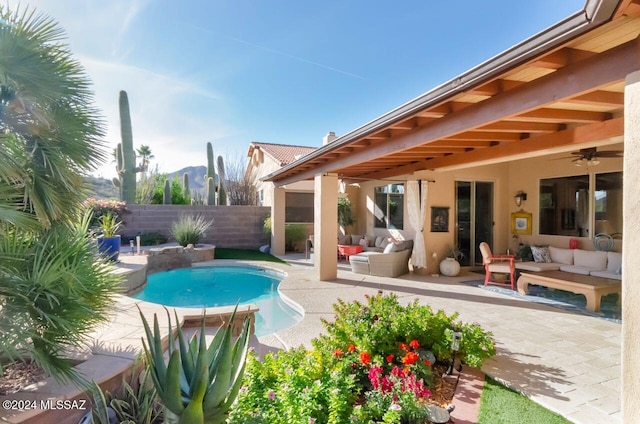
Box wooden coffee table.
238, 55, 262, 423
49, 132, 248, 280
517, 270, 621, 312
338, 244, 363, 262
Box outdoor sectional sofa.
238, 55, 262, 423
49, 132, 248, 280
515, 246, 622, 280
349, 239, 413, 278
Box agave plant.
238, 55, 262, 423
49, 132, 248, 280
139, 307, 251, 424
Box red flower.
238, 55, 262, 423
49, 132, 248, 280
402, 367, 411, 376
347, 344, 357, 353
409, 339, 420, 350
399, 343, 408, 351
402, 352, 419, 365
360, 351, 371, 365
333, 348, 344, 357
386, 354, 394, 363
424, 359, 431, 366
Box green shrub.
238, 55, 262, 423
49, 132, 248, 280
314, 293, 495, 368
263, 217, 307, 251
138, 232, 168, 246
170, 214, 212, 246
151, 174, 190, 205
338, 196, 355, 227
228, 348, 357, 424
84, 197, 127, 228
0, 212, 121, 382
229, 294, 496, 423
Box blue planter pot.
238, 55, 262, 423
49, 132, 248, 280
97, 235, 121, 262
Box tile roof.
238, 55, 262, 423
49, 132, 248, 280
250, 142, 317, 166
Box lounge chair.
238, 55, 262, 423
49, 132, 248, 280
479, 242, 516, 290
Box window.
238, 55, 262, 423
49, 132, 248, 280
285, 192, 314, 223
538, 172, 622, 237
374, 184, 404, 229
594, 172, 623, 236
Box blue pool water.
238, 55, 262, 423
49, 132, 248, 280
133, 266, 303, 336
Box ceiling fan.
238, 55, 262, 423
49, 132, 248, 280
568, 147, 623, 166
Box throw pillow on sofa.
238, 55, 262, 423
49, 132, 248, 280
383, 242, 395, 254
358, 238, 368, 248
351, 235, 363, 246
339, 235, 350, 245
549, 246, 573, 265
364, 235, 376, 247
531, 246, 552, 263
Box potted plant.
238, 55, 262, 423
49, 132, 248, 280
96, 213, 122, 261
439, 244, 464, 276
337, 197, 355, 230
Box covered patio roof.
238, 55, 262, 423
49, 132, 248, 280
265, 0, 638, 186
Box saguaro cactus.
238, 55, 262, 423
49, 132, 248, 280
114, 90, 142, 204
206, 176, 216, 206
182, 173, 190, 199
217, 155, 227, 206
163, 179, 172, 204
206, 142, 220, 205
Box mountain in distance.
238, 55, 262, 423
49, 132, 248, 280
85, 176, 119, 199
167, 165, 207, 191
85, 165, 208, 199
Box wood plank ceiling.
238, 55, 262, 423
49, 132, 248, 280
267, 1, 640, 186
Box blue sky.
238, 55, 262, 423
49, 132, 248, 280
23, 0, 585, 177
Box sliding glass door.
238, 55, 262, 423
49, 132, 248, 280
456, 181, 494, 266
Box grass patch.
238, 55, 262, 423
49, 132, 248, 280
214, 248, 289, 265
478, 377, 570, 423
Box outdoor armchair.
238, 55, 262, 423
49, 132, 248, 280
479, 242, 516, 290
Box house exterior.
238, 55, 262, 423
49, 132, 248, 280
262, 0, 640, 420
247, 141, 317, 208
246, 141, 318, 242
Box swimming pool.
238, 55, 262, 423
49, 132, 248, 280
132, 266, 303, 336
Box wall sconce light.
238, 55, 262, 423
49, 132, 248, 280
514, 191, 527, 207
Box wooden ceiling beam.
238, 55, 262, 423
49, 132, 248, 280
475, 121, 560, 133
445, 132, 522, 142
271, 38, 638, 185
568, 91, 624, 107
505, 108, 612, 123
467, 80, 502, 96
359, 117, 623, 180
415, 104, 451, 118
531, 48, 595, 70
390, 118, 417, 130
428, 140, 495, 148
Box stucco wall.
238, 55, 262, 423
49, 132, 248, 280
121, 205, 270, 249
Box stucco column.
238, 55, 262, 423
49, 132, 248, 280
314, 173, 338, 280
623, 70, 640, 422
270, 186, 286, 256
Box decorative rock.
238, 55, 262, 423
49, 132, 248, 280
259, 244, 270, 253
425, 404, 451, 424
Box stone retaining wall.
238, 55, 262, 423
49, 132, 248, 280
122, 205, 270, 249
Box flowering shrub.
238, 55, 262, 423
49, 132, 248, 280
229, 294, 496, 424
84, 197, 127, 227
313, 292, 495, 368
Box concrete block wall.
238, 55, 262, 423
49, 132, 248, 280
122, 205, 271, 249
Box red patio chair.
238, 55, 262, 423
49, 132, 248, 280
479, 242, 516, 290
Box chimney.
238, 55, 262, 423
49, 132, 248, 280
322, 131, 337, 146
